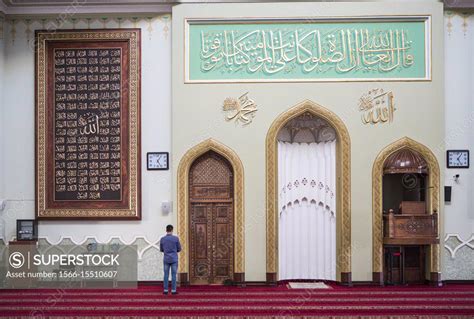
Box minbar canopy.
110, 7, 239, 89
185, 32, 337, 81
383, 148, 428, 174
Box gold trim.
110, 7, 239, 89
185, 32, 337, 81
265, 100, 351, 279
177, 138, 245, 275
372, 137, 440, 274
35, 30, 140, 219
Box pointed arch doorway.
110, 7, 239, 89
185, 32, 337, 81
177, 139, 245, 285
266, 100, 352, 284
372, 137, 441, 286
188, 151, 234, 284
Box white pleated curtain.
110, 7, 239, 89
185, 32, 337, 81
278, 141, 336, 281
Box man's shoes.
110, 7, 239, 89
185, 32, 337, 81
172, 291, 178, 295
163, 291, 168, 295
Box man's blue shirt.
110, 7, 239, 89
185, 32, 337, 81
160, 234, 181, 264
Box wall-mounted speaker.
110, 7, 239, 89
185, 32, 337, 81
445, 186, 452, 203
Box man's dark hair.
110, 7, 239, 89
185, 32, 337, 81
166, 225, 173, 232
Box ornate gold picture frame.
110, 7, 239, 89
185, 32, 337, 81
35, 29, 141, 220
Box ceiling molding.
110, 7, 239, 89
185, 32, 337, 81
0, 1, 7, 15
0, 0, 320, 15
444, 0, 474, 11
4, 0, 171, 4
3, 0, 309, 4
4, 5, 173, 15
1, 0, 176, 14
1, 1, 465, 16
4, 12, 170, 18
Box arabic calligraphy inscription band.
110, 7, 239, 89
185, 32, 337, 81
186, 17, 430, 82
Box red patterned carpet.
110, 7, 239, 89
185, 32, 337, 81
0, 284, 473, 318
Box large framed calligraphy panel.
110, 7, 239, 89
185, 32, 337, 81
186, 17, 430, 82
35, 29, 141, 219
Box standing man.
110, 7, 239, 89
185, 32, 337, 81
160, 224, 181, 295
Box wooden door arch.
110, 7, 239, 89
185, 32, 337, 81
177, 139, 245, 285
188, 151, 234, 284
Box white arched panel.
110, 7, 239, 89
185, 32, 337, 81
278, 141, 336, 280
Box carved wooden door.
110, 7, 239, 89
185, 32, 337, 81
189, 151, 234, 285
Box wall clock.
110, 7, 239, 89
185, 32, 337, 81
147, 152, 169, 170
447, 150, 469, 168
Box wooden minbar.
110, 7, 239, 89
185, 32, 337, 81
381, 148, 438, 285
383, 203, 438, 245
382, 201, 438, 285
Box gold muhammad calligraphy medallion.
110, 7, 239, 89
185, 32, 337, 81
222, 92, 258, 126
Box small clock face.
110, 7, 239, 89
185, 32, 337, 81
447, 150, 469, 168
147, 152, 169, 170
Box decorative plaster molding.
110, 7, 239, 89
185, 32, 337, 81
3, 15, 171, 43
445, 11, 473, 36
444, 233, 474, 258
